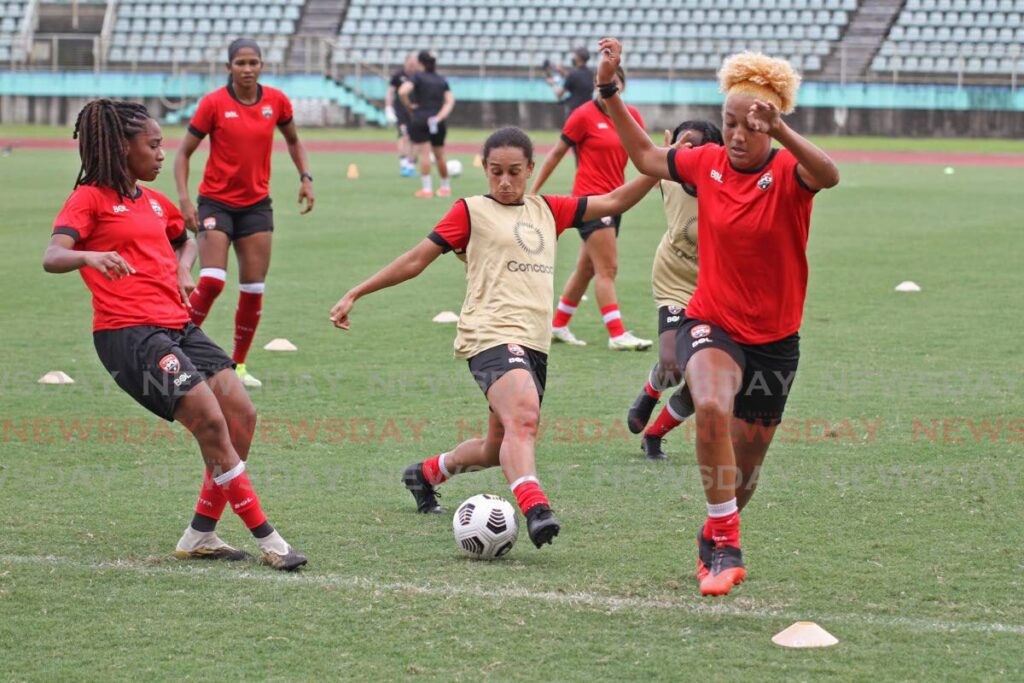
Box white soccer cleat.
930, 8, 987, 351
235, 363, 262, 388
174, 527, 251, 562
608, 331, 653, 351
551, 326, 587, 346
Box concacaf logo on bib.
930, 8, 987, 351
512, 221, 545, 256
507, 344, 526, 357
159, 353, 181, 374
149, 198, 163, 217
690, 324, 711, 339
261, 105, 273, 119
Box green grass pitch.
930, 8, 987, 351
0, 126, 1022, 681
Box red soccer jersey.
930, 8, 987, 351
668, 145, 817, 344
52, 184, 190, 332
428, 195, 585, 252
188, 84, 294, 207
561, 100, 645, 197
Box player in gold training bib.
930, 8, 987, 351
626, 121, 723, 460
329, 127, 658, 549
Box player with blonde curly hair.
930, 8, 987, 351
595, 38, 839, 596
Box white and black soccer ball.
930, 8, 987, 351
452, 494, 518, 560
446, 159, 463, 177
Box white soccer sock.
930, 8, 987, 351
199, 267, 227, 282
421, 175, 433, 192
239, 282, 265, 294
706, 497, 738, 518
213, 461, 245, 486
441, 177, 451, 189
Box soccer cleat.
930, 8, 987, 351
699, 545, 746, 596
608, 331, 653, 351
235, 363, 262, 388
259, 545, 308, 571
627, 389, 659, 433
174, 529, 252, 562
400, 166, 416, 177
551, 326, 587, 346
525, 504, 560, 548
641, 434, 667, 461
696, 526, 714, 582
436, 187, 452, 197
414, 189, 434, 198
402, 463, 444, 514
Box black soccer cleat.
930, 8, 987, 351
525, 504, 560, 548
700, 544, 746, 596
641, 434, 667, 461
627, 390, 659, 434
696, 525, 714, 581
402, 462, 445, 514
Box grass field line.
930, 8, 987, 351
4, 554, 1022, 636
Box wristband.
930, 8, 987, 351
300, 172, 313, 182
597, 82, 619, 99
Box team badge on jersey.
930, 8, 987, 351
149, 198, 163, 217
261, 105, 273, 119
203, 216, 217, 230
668, 305, 683, 315
691, 324, 711, 339
757, 170, 774, 191
159, 353, 181, 374
507, 344, 526, 357
512, 221, 545, 255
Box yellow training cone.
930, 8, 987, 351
347, 163, 359, 179
771, 621, 839, 648
472, 154, 482, 168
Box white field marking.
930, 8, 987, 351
3, 554, 1023, 636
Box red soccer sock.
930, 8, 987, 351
644, 381, 661, 400
646, 405, 683, 438
233, 287, 263, 364
511, 478, 549, 515
421, 453, 450, 486
194, 468, 228, 520
217, 467, 267, 530
706, 509, 741, 549
189, 271, 226, 326
601, 304, 626, 338
552, 297, 578, 328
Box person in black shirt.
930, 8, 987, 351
547, 47, 595, 120
385, 52, 418, 177
399, 50, 456, 198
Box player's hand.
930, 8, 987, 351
177, 266, 195, 309
84, 251, 135, 280
329, 293, 355, 330
597, 38, 623, 83
747, 99, 782, 136
180, 198, 199, 232
384, 106, 397, 124
298, 180, 315, 214
669, 129, 697, 149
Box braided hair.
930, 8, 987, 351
671, 119, 724, 147
72, 99, 151, 199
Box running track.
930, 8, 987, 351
3, 137, 1023, 166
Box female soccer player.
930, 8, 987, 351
530, 66, 652, 351
399, 50, 456, 198
44, 99, 306, 570
598, 38, 839, 595
329, 127, 658, 548
626, 120, 723, 461
175, 37, 315, 388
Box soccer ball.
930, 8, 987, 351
452, 494, 518, 560
446, 159, 463, 177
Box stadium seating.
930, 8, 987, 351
335, 0, 860, 73
872, 0, 1024, 75
107, 0, 303, 65
0, 1, 30, 64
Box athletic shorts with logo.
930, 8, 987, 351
197, 195, 273, 239
468, 343, 548, 405
93, 323, 235, 421
676, 318, 800, 426
577, 213, 621, 241
658, 304, 688, 335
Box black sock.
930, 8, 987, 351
250, 521, 275, 539
190, 513, 218, 533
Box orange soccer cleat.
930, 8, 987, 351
699, 545, 746, 596
414, 189, 434, 199
696, 526, 714, 582
436, 187, 452, 197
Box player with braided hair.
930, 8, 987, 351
44, 99, 306, 571
597, 39, 839, 596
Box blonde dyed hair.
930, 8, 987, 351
718, 52, 801, 114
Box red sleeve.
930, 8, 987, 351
561, 106, 585, 147
542, 195, 587, 236
427, 200, 471, 253
52, 187, 96, 243
668, 145, 706, 187
156, 193, 186, 244
277, 90, 294, 126
187, 92, 216, 138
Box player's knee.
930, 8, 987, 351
693, 393, 732, 425
506, 405, 540, 440
596, 259, 618, 280
188, 409, 231, 446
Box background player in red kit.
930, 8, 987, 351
329, 127, 658, 549
598, 39, 839, 596
175, 37, 315, 388
530, 65, 652, 351
43, 99, 306, 570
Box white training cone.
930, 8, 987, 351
894, 280, 922, 292
263, 338, 298, 351
771, 621, 839, 648
38, 370, 75, 384
432, 311, 459, 323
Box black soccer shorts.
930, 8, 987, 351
197, 195, 274, 240
468, 343, 548, 405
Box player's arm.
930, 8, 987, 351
43, 233, 135, 278
278, 120, 315, 214
747, 101, 839, 190
398, 81, 415, 110
384, 84, 398, 123
174, 131, 204, 231
595, 38, 673, 179
173, 234, 198, 306
329, 239, 444, 330
581, 174, 659, 221
436, 90, 455, 122
529, 137, 571, 195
